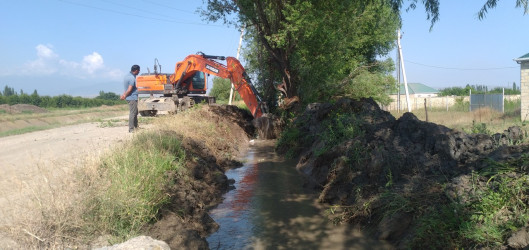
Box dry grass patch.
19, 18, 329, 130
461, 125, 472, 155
1, 157, 103, 249
153, 105, 250, 161
391, 107, 524, 135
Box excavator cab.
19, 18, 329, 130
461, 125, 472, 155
186, 71, 206, 94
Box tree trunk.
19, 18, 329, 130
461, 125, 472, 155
244, 0, 298, 99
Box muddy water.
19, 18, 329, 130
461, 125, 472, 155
207, 140, 393, 250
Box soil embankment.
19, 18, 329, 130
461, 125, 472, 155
277, 98, 528, 248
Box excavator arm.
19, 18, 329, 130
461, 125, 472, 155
169, 53, 267, 118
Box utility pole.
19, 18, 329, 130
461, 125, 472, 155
229, 28, 244, 105
397, 30, 411, 112
396, 37, 401, 113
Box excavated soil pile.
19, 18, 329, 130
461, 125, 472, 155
277, 98, 528, 248
142, 105, 254, 249
0, 104, 48, 114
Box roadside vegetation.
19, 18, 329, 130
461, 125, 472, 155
5, 104, 251, 248
0, 85, 122, 108
84, 131, 187, 241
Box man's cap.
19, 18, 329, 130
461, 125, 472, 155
131, 65, 140, 71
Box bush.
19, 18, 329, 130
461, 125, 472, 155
209, 77, 241, 102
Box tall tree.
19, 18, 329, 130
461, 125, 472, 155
202, 0, 400, 104
209, 77, 239, 101
3, 86, 16, 96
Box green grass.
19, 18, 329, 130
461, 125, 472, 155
0, 124, 60, 137
276, 107, 364, 158
0, 105, 127, 122
411, 203, 464, 249
316, 112, 363, 156
461, 174, 529, 247
275, 126, 302, 158
98, 119, 122, 128
411, 158, 529, 248
84, 130, 186, 241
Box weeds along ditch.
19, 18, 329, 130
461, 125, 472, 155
84, 131, 187, 239
276, 98, 529, 249
7, 104, 253, 248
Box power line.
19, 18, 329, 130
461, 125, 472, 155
98, 0, 175, 20
142, 0, 195, 14
58, 0, 223, 27
405, 59, 517, 71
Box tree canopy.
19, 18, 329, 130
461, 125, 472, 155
201, 0, 527, 107
202, 0, 400, 106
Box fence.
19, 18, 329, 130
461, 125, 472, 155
381, 94, 520, 112
470, 94, 504, 112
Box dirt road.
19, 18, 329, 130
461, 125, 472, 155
0, 116, 133, 247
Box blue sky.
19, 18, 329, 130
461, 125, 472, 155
0, 0, 241, 96
395, 1, 528, 90
0, 1, 527, 97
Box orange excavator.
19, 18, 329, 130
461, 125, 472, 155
136, 52, 268, 118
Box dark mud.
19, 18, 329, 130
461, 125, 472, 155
278, 98, 527, 248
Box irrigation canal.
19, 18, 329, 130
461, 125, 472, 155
206, 140, 393, 249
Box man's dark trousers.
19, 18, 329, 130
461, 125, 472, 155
127, 100, 138, 132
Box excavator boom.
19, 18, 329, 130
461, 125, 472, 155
137, 52, 267, 118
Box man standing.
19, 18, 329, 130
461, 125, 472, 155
121, 65, 140, 133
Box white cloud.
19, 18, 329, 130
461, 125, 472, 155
82, 52, 104, 74
20, 44, 122, 80
24, 44, 59, 75
36, 44, 58, 59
